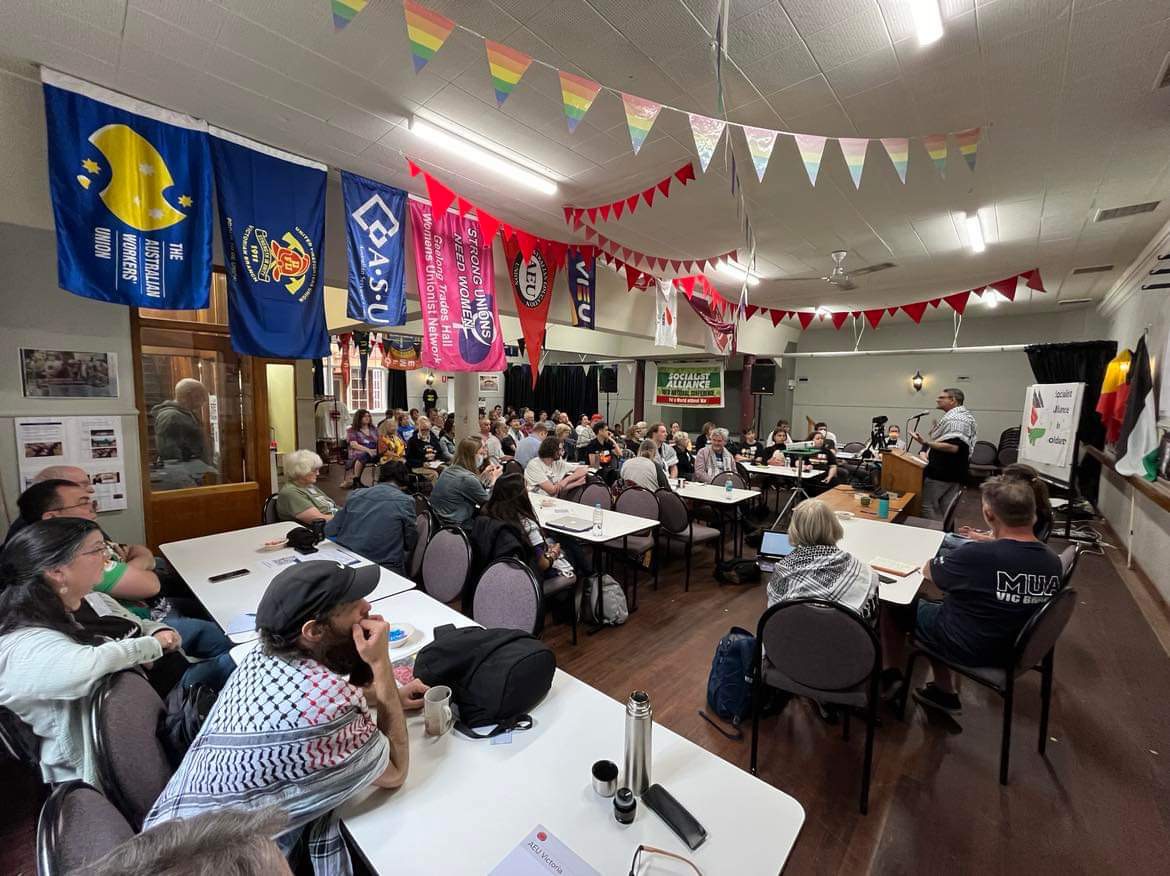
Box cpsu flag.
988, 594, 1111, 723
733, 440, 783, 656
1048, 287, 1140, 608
408, 199, 505, 372
566, 248, 595, 329
341, 171, 406, 326
210, 129, 329, 359
504, 235, 560, 387
42, 68, 212, 309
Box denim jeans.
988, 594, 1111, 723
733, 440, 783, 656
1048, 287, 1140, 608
165, 614, 236, 690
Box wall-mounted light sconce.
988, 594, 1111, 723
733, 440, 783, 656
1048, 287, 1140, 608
912, 369, 924, 392
426, 371, 436, 386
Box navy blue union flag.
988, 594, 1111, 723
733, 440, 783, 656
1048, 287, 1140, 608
342, 171, 406, 327
210, 129, 329, 359
42, 68, 212, 309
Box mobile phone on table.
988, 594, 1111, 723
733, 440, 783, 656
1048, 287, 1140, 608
208, 568, 249, 583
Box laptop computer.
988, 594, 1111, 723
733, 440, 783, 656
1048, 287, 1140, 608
756, 530, 794, 574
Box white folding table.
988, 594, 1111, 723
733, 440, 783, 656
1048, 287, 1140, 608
674, 480, 760, 557
340, 591, 805, 875
838, 516, 946, 604
161, 522, 416, 643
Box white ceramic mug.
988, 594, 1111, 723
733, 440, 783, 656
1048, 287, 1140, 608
423, 685, 454, 737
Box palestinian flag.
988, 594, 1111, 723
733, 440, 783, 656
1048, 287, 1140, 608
1115, 335, 1158, 480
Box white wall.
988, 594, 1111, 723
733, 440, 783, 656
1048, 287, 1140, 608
1095, 218, 1170, 603
0, 222, 145, 543
788, 308, 1094, 445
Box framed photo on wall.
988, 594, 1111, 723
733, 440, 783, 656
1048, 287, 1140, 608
1157, 430, 1170, 482
21, 348, 118, 398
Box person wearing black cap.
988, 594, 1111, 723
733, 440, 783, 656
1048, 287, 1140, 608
145, 561, 427, 873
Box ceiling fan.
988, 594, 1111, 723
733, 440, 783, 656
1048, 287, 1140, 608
774, 250, 895, 291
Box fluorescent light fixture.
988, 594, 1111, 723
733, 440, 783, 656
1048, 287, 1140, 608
715, 258, 760, 286
408, 117, 559, 196
911, 0, 944, 47
965, 212, 986, 253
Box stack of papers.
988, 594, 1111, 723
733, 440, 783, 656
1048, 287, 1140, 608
869, 556, 918, 577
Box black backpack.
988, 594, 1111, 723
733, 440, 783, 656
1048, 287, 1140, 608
699, 626, 756, 740
413, 625, 555, 738
713, 558, 762, 585
159, 682, 217, 768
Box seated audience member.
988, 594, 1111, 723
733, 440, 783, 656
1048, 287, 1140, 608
764, 428, 791, 465
669, 421, 681, 437
431, 437, 500, 525
904, 477, 1062, 716
585, 421, 622, 482
77, 806, 291, 876
494, 419, 517, 458
621, 440, 670, 492
673, 431, 694, 480
5, 464, 96, 544
627, 421, 648, 446
508, 417, 525, 445
343, 409, 379, 489
408, 407, 420, 425
480, 418, 503, 465
276, 450, 338, 524
525, 436, 587, 497
481, 474, 581, 583
521, 409, 536, 435
575, 415, 595, 447
406, 415, 443, 480
650, 423, 678, 477
396, 410, 416, 442
767, 499, 878, 621
325, 462, 417, 574
694, 428, 736, 482
814, 421, 838, 443
735, 427, 765, 463
437, 414, 457, 462
377, 416, 406, 464
886, 424, 906, 450
555, 423, 576, 459
514, 420, 550, 468
0, 520, 227, 787
145, 562, 426, 873
806, 432, 839, 493
693, 421, 716, 451
948, 463, 1055, 544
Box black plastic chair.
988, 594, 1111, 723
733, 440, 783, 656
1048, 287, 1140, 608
899, 588, 1078, 784
260, 493, 280, 524
967, 440, 1000, 480
0, 705, 40, 769
904, 485, 963, 533
408, 510, 433, 582
750, 599, 881, 814
37, 780, 134, 876
503, 460, 523, 478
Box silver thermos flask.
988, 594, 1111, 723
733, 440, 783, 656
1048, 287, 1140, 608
623, 690, 652, 796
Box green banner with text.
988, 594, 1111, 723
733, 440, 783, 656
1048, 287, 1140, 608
654, 363, 724, 408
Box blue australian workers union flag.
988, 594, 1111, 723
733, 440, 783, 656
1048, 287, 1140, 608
210, 129, 329, 359
42, 68, 212, 309
341, 171, 406, 327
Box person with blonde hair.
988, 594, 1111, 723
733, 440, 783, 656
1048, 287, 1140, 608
430, 436, 501, 525
276, 450, 338, 524
377, 417, 406, 464
766, 499, 878, 622
620, 439, 669, 492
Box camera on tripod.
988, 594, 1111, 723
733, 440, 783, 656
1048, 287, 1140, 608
867, 415, 889, 454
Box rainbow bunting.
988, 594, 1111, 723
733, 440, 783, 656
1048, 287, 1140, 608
837, 137, 868, 189
955, 126, 981, 172
793, 133, 827, 186
923, 133, 949, 178
621, 93, 662, 155
558, 70, 601, 133
403, 0, 455, 73
742, 125, 778, 182
485, 40, 533, 106
331, 0, 367, 30
687, 113, 726, 173
880, 137, 909, 183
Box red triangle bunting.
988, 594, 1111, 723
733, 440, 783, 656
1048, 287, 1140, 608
621, 247, 633, 261
863, 308, 884, 329
626, 194, 640, 214
456, 197, 473, 217
797, 311, 814, 330
831, 311, 849, 330
851, 311, 861, 318
943, 291, 970, 314
1022, 268, 1045, 292
423, 172, 456, 217
583, 226, 596, 240
676, 163, 696, 184
990, 276, 1018, 301
744, 305, 759, 320
613, 200, 625, 219
670, 259, 682, 272
546, 240, 568, 270
587, 207, 599, 223
624, 264, 640, 291
678, 276, 696, 299
407, 159, 422, 177
684, 260, 694, 272
642, 186, 656, 208
562, 206, 573, 224
769, 309, 784, 327
901, 301, 928, 323
929, 298, 941, 308
887, 306, 898, 316
599, 204, 611, 221
515, 229, 538, 263
657, 177, 671, 197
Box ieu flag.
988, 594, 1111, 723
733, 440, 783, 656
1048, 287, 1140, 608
210, 128, 329, 359
566, 248, 595, 330
42, 68, 212, 309
341, 171, 406, 326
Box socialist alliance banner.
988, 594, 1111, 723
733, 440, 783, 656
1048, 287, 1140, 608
342, 171, 406, 326
504, 236, 560, 386
654, 363, 725, 408
566, 248, 595, 329
211, 129, 329, 359
42, 68, 212, 309
407, 199, 505, 372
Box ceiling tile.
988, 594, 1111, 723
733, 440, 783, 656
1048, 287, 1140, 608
823, 44, 900, 97
737, 40, 820, 95
782, 0, 875, 35
729, 3, 801, 63
804, 5, 892, 70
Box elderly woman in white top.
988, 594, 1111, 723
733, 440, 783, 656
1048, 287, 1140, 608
0, 518, 177, 786
766, 499, 878, 622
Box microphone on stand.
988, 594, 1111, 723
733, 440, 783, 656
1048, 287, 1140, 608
906, 410, 932, 452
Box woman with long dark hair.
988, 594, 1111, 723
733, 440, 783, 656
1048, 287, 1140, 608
343, 408, 378, 489
481, 474, 575, 580
0, 519, 182, 786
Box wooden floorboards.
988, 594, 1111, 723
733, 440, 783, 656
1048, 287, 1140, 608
4, 484, 1169, 875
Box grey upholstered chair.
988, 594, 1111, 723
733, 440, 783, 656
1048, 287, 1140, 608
421, 525, 472, 604
608, 486, 660, 604
37, 780, 135, 876
409, 510, 432, 582
576, 482, 612, 511
751, 599, 881, 814
900, 588, 1078, 785
654, 488, 721, 589
91, 671, 174, 829
473, 558, 544, 635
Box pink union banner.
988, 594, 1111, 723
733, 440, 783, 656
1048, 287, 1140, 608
408, 199, 505, 372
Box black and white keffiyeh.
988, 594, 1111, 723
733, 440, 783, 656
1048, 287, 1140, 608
930, 404, 977, 447
768, 545, 879, 622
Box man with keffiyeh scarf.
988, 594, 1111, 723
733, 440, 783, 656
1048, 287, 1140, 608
911, 387, 977, 520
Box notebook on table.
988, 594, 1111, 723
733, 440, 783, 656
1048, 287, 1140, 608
869, 556, 918, 577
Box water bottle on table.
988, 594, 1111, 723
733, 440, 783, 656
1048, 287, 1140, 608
724, 477, 734, 498
592, 502, 603, 536
623, 690, 652, 796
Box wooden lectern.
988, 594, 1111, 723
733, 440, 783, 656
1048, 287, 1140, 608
881, 449, 926, 516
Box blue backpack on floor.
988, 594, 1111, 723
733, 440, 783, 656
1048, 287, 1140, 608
700, 627, 756, 740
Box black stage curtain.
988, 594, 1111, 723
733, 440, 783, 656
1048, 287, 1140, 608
388, 369, 407, 411
1024, 339, 1117, 503
504, 365, 599, 422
